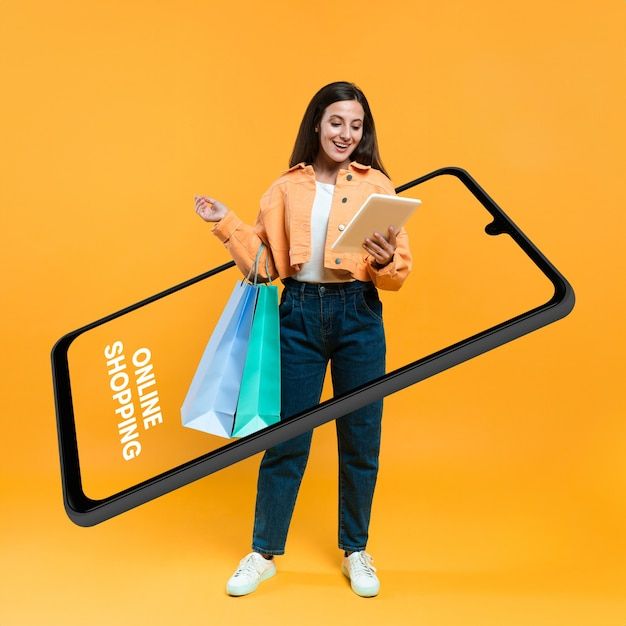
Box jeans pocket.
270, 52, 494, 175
357, 289, 383, 324
279, 290, 294, 319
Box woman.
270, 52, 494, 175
195, 81, 412, 597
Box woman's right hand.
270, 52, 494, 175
194, 195, 230, 222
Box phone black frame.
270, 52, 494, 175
51, 167, 575, 526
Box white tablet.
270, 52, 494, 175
330, 193, 421, 252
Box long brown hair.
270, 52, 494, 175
289, 81, 391, 179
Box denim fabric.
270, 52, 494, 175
251, 276, 386, 555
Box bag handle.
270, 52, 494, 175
245, 242, 273, 286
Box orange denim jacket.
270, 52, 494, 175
210, 160, 412, 291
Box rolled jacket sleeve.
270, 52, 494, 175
363, 178, 413, 291
210, 189, 279, 283
365, 227, 412, 291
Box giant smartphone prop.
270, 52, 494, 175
52, 167, 575, 526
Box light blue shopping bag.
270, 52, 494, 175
180, 281, 257, 437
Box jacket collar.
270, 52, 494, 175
282, 160, 371, 175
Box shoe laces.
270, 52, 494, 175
233, 553, 264, 579
350, 551, 377, 578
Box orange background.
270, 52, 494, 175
1, 1, 624, 625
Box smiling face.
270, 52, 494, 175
315, 99, 365, 170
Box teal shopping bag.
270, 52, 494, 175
231, 257, 281, 438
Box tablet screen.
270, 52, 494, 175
331, 194, 421, 252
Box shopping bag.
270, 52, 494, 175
231, 279, 281, 438
180, 280, 258, 437
180, 243, 272, 438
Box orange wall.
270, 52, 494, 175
1, 1, 624, 625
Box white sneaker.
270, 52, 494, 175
341, 550, 380, 597
226, 552, 276, 596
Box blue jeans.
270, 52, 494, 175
251, 276, 386, 555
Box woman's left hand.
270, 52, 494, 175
362, 225, 399, 268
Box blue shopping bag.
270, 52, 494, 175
180, 281, 257, 437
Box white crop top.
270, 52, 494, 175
293, 181, 356, 284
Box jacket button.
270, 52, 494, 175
346, 174, 353, 181
341, 197, 348, 203
335, 258, 341, 264
338, 224, 345, 231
